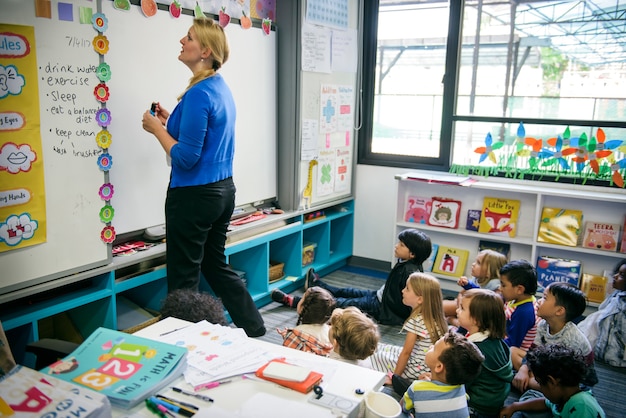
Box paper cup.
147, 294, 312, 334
364, 391, 402, 418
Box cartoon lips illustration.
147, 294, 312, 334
7, 152, 27, 165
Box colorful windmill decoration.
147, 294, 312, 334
611, 158, 626, 187
474, 132, 504, 164
539, 135, 576, 171
587, 128, 622, 175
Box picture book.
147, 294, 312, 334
621, 215, 626, 254
423, 243, 439, 272
428, 197, 462, 229
580, 273, 609, 303
581, 221, 620, 252
40, 327, 187, 409
536, 207, 583, 247
0, 365, 110, 417
404, 196, 432, 224
256, 358, 323, 394
478, 239, 511, 258
535, 256, 582, 289
466, 209, 481, 231
432, 245, 469, 278
478, 197, 520, 238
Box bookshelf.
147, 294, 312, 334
394, 173, 626, 301
1, 200, 354, 368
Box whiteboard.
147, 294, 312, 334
0, 0, 277, 299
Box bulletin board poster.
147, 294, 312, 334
0, 24, 47, 253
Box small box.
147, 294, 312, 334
302, 242, 317, 266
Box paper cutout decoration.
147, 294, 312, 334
141, 0, 158, 17
99, 205, 115, 223
95, 130, 112, 149
240, 11, 252, 29
92, 35, 109, 55
170, 0, 181, 18
92, 13, 108, 32
79, 7, 94, 24
262, 18, 271, 35
95, 108, 111, 127
99, 183, 114, 201
97, 153, 113, 171
101, 225, 116, 243
194, 1, 206, 18
113, 0, 131, 11
96, 63, 111, 82
219, 7, 231, 28
94, 83, 110, 103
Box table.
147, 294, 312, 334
117, 317, 386, 418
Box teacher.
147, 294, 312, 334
142, 17, 265, 337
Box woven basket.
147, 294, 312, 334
269, 261, 285, 283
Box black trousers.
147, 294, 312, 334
165, 177, 264, 334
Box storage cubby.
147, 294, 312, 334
395, 173, 626, 301
0, 201, 354, 364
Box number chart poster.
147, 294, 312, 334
0, 24, 46, 252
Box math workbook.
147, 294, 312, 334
40, 327, 187, 409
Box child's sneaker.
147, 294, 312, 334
271, 289, 294, 307
305, 268, 319, 290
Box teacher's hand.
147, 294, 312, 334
142, 110, 163, 135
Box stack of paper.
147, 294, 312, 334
158, 321, 271, 387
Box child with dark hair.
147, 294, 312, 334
499, 344, 606, 418
277, 286, 336, 356
401, 329, 484, 417
513, 282, 597, 393
328, 306, 379, 366
272, 229, 432, 326
499, 259, 540, 370
160, 288, 227, 325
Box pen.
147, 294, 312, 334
173, 387, 214, 403
156, 394, 199, 411
159, 326, 190, 337
149, 396, 195, 417
193, 379, 232, 392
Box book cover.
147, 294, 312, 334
423, 243, 439, 272
428, 197, 462, 229
478, 239, 511, 258
404, 196, 432, 224
580, 273, 608, 303
256, 358, 323, 394
535, 256, 582, 289
621, 215, 626, 254
537, 207, 583, 247
581, 221, 620, 252
466, 209, 481, 231
478, 197, 520, 238
432, 246, 469, 278
40, 327, 187, 409
0, 365, 110, 417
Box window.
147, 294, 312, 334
359, 0, 626, 186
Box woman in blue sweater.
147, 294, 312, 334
142, 17, 264, 337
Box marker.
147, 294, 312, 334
148, 396, 195, 417
193, 379, 232, 392
156, 394, 199, 411
150, 102, 158, 116
172, 387, 214, 403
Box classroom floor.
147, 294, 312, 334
255, 265, 626, 417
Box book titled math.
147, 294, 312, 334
40, 327, 187, 409
478, 197, 520, 238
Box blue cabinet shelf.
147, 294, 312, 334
1, 200, 354, 367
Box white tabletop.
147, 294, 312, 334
117, 317, 386, 418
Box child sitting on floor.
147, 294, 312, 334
328, 306, 379, 367
277, 286, 336, 356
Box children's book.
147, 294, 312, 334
40, 327, 187, 409
620, 215, 626, 254
404, 196, 432, 224
432, 245, 469, 278
466, 209, 481, 231
256, 358, 323, 394
579, 273, 608, 303
535, 256, 582, 289
423, 243, 439, 272
536, 207, 583, 247
0, 365, 111, 417
478, 197, 520, 238
478, 239, 511, 258
581, 221, 620, 252
427, 197, 462, 229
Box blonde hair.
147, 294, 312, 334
406, 272, 447, 341
475, 249, 508, 287
179, 18, 230, 100
330, 307, 379, 360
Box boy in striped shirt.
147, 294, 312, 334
401, 330, 484, 417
